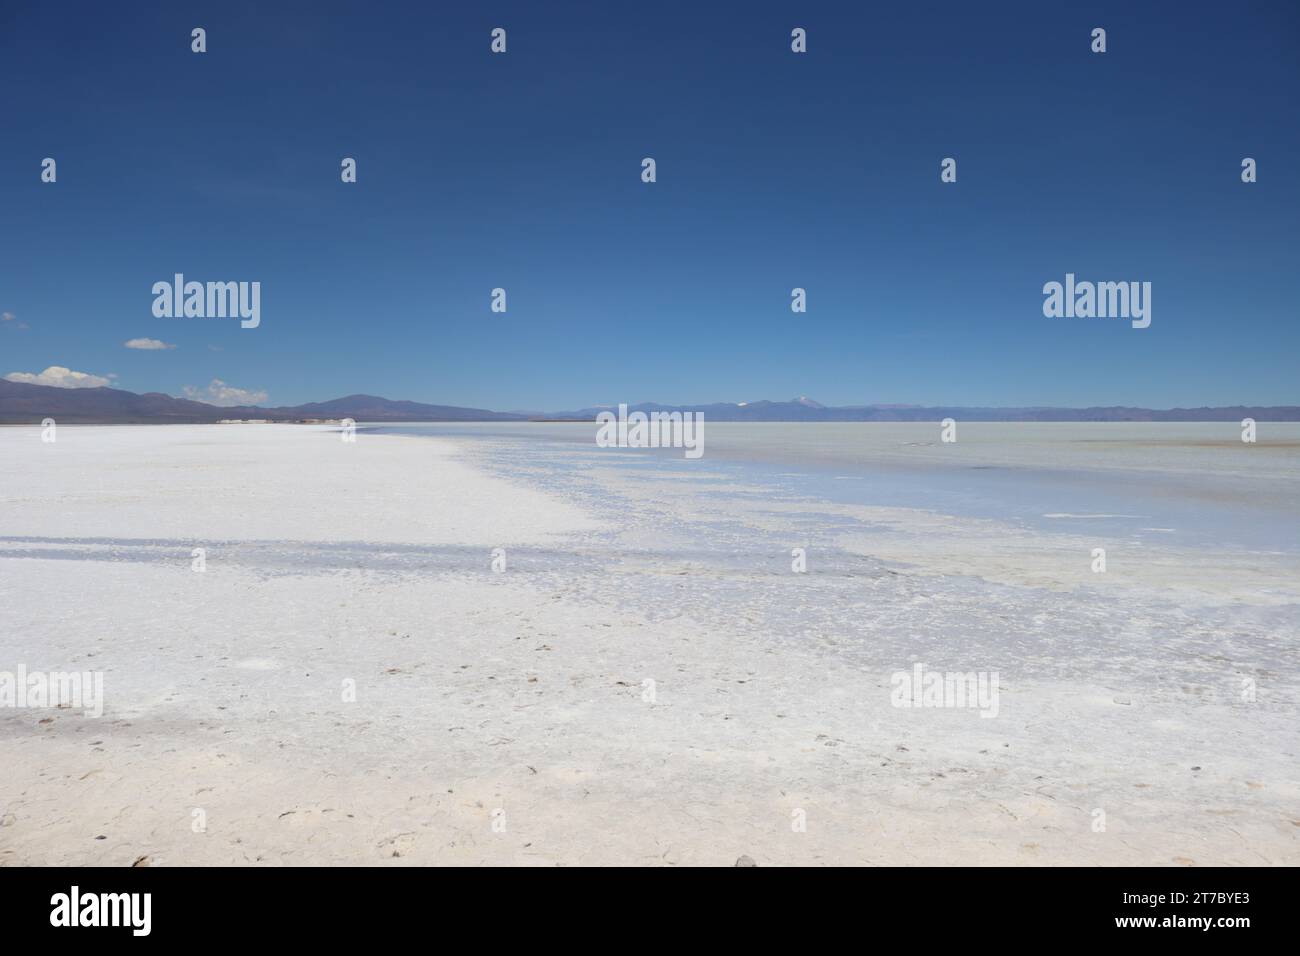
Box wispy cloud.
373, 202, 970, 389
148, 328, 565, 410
181, 378, 268, 407
4, 366, 113, 389
124, 337, 177, 350
1, 311, 29, 330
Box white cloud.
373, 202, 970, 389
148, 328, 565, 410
1, 312, 28, 330
124, 337, 177, 350
182, 378, 268, 407
4, 366, 114, 389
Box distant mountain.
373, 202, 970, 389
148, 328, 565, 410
1, 380, 1296, 424
0, 381, 525, 424
542, 398, 1300, 422
260, 394, 524, 423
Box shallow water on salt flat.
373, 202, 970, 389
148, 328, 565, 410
372, 421, 1300, 553
354, 424, 1300, 701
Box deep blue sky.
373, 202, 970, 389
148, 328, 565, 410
2, 1, 1297, 409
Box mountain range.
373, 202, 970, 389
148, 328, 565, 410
1, 379, 1296, 424
0, 380, 520, 424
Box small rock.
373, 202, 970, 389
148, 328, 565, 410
734, 855, 757, 867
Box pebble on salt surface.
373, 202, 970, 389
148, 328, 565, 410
734, 855, 757, 867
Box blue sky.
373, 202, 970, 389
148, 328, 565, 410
2, 0, 1297, 409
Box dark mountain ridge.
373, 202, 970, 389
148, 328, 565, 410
1, 380, 1296, 424
0, 380, 524, 424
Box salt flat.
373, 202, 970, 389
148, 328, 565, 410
1, 424, 1297, 865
